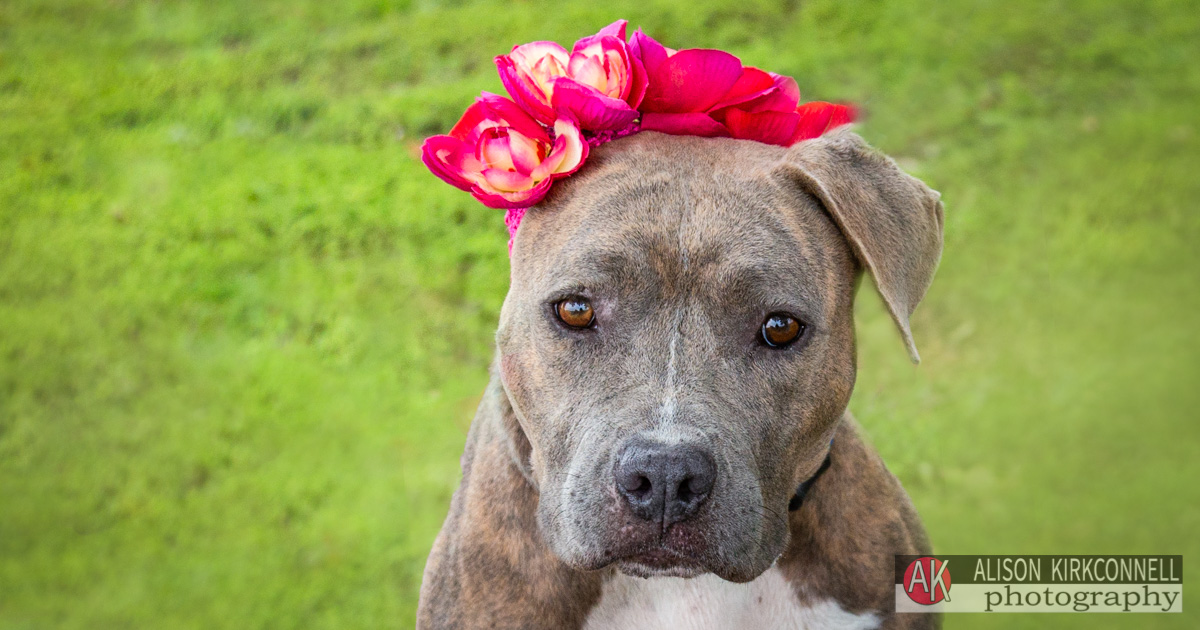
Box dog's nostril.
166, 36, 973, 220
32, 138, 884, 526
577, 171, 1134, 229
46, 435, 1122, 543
676, 479, 695, 503
617, 470, 654, 498
677, 473, 713, 504
686, 468, 715, 497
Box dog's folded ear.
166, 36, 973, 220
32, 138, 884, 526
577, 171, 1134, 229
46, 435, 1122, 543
774, 129, 944, 363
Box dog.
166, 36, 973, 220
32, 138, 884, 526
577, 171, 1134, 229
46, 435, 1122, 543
417, 128, 943, 629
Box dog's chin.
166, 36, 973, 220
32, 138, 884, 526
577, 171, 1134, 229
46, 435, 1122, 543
614, 547, 708, 579
558, 542, 776, 583
617, 561, 708, 579
611, 554, 775, 583
611, 547, 776, 583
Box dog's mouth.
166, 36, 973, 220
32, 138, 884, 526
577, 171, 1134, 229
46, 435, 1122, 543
579, 490, 756, 580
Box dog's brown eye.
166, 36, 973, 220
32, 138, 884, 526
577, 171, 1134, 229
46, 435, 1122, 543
556, 298, 595, 328
761, 313, 804, 348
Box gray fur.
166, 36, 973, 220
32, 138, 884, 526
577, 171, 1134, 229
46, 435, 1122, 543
496, 129, 939, 580
419, 129, 943, 628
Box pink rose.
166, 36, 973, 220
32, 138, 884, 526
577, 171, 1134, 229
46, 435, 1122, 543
496, 20, 647, 132
421, 93, 587, 209
633, 29, 855, 146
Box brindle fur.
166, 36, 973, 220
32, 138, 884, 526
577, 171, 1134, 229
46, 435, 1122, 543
418, 130, 944, 629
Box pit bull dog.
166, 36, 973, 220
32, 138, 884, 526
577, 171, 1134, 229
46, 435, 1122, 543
417, 128, 944, 629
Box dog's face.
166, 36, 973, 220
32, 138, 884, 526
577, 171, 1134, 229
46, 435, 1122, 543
496, 130, 942, 582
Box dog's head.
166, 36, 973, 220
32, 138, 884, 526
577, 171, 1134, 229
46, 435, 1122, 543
495, 129, 942, 582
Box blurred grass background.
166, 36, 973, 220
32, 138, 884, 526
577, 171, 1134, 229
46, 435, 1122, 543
1, 0, 1197, 628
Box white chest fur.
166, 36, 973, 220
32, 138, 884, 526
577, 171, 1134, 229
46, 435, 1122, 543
583, 567, 880, 630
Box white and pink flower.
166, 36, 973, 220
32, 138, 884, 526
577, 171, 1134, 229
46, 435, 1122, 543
495, 20, 646, 132
421, 93, 587, 208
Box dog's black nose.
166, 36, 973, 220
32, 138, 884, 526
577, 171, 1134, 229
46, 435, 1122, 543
615, 439, 716, 526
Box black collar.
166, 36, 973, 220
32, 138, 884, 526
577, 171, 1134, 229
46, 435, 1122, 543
788, 447, 833, 512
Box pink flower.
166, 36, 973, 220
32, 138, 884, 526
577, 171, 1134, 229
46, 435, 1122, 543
421, 93, 588, 209
633, 29, 855, 146
709, 67, 800, 117
633, 30, 742, 120
496, 20, 647, 132
784, 100, 858, 143
720, 98, 857, 146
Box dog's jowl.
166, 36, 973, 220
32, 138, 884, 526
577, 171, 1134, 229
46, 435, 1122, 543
417, 130, 944, 630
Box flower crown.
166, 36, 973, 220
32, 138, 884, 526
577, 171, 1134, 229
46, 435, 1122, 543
421, 20, 855, 243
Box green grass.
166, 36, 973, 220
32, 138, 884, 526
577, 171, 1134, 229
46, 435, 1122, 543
1, 0, 1197, 628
